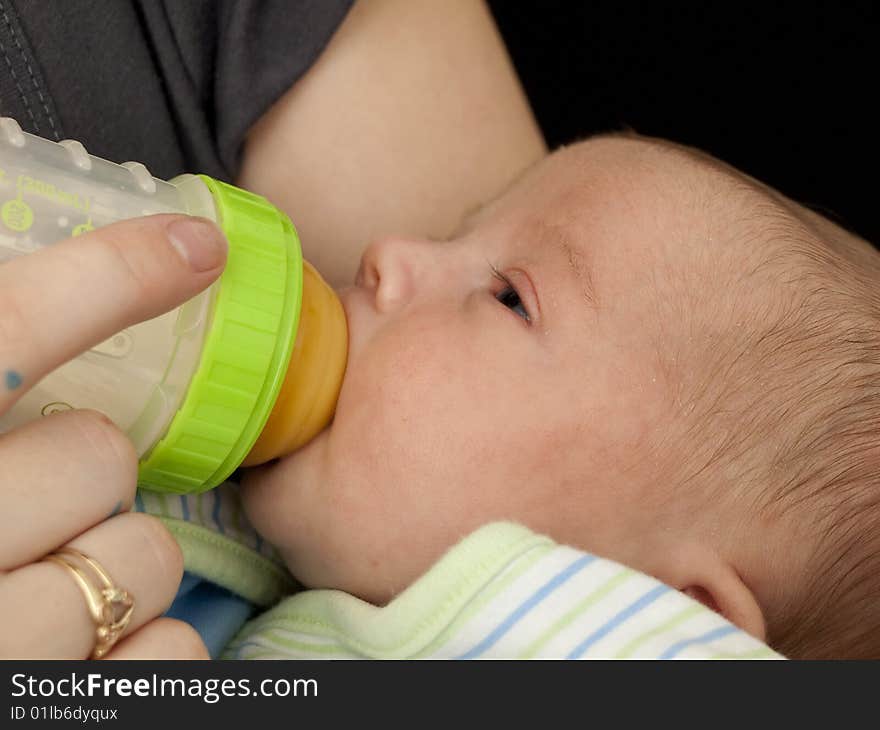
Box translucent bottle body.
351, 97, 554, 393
0, 118, 216, 457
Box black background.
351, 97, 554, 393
487, 2, 878, 246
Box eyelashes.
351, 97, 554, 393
489, 263, 531, 323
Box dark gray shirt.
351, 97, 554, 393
1, 0, 353, 182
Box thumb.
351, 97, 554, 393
0, 214, 226, 412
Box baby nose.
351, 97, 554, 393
357, 235, 436, 313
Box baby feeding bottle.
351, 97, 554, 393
0, 117, 347, 494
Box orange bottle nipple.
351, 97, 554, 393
241, 260, 348, 466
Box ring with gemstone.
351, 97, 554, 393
44, 547, 134, 659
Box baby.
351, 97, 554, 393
227, 133, 880, 660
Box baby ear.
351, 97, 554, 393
666, 545, 766, 641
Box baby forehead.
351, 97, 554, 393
535, 137, 808, 251
460, 134, 729, 243
515, 140, 705, 253
515, 139, 830, 305
545, 136, 724, 210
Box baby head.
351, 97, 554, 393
242, 134, 880, 659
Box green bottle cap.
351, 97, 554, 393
137, 176, 303, 493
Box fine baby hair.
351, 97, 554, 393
609, 135, 880, 658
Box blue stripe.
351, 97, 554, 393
135, 492, 145, 513
179, 495, 190, 522
456, 554, 595, 659
659, 624, 739, 659
212, 490, 225, 534
567, 584, 670, 658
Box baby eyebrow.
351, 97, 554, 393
554, 231, 597, 308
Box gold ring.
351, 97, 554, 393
44, 547, 134, 659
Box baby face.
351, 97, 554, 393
241, 136, 723, 603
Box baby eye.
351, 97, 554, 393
489, 263, 533, 323
496, 285, 530, 322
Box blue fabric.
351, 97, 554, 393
456, 554, 596, 659
165, 572, 256, 658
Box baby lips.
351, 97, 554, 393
0, 117, 347, 493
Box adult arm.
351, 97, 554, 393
236, 0, 547, 288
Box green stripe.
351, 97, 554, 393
234, 644, 356, 660
710, 646, 780, 659
234, 649, 280, 660
519, 567, 634, 658
615, 604, 704, 658
260, 628, 346, 656
225, 623, 352, 658
414, 544, 551, 658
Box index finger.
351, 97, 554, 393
0, 214, 226, 414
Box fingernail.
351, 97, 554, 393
167, 217, 227, 272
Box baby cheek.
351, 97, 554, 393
341, 320, 484, 438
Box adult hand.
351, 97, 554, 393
0, 214, 226, 658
